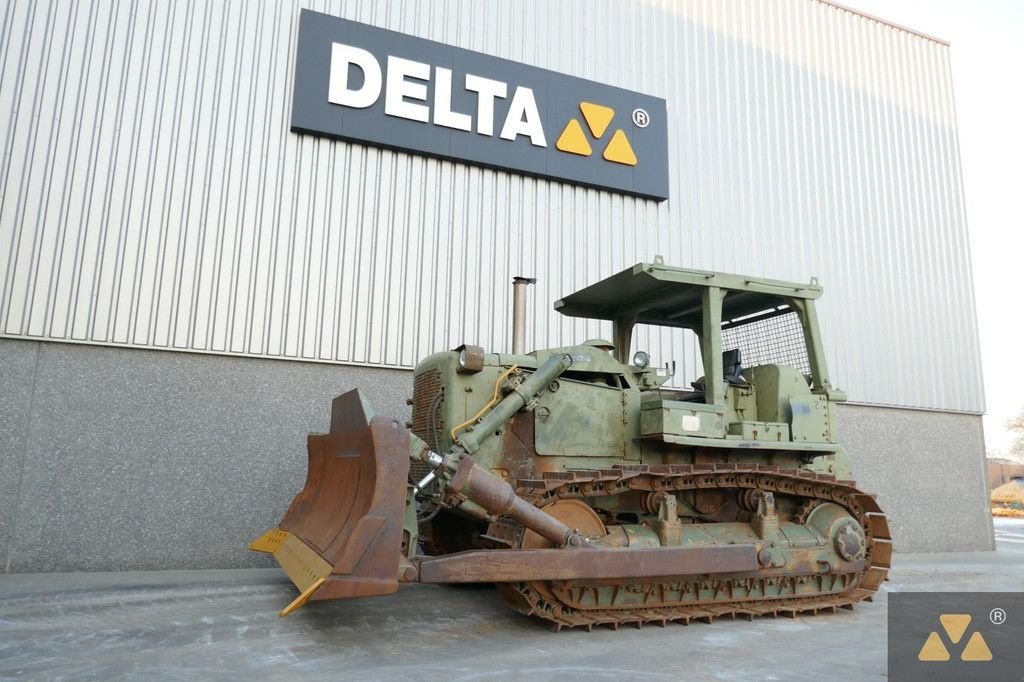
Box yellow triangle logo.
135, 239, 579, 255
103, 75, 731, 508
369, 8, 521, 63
555, 119, 592, 156
917, 631, 950, 661
939, 614, 971, 644
602, 129, 637, 166
961, 632, 993, 661
579, 102, 614, 138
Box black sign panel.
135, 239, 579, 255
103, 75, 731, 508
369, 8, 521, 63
291, 10, 670, 201
888, 592, 1024, 681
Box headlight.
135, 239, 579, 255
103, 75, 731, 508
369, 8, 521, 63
632, 350, 650, 369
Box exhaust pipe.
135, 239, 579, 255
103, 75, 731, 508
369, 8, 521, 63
511, 276, 536, 354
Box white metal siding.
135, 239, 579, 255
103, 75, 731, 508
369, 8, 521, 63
0, 0, 984, 412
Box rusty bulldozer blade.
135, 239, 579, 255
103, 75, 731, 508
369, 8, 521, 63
250, 389, 410, 616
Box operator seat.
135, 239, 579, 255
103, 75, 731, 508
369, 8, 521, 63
691, 348, 746, 392
722, 348, 745, 384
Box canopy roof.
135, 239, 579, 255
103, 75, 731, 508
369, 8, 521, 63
554, 262, 822, 330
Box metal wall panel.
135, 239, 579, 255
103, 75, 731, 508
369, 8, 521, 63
0, 0, 984, 412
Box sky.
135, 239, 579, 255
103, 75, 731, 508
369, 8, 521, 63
839, 0, 1024, 457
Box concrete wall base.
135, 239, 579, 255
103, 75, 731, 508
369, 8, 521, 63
0, 339, 993, 572
837, 403, 993, 553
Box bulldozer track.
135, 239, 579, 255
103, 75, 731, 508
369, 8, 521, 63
497, 463, 891, 631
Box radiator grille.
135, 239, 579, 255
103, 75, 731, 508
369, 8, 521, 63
411, 369, 446, 452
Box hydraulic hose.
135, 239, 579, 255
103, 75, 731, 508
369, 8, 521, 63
454, 353, 572, 455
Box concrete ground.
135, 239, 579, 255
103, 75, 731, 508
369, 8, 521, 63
1, 518, 1021, 681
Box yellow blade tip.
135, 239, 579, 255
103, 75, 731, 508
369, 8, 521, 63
279, 577, 328, 617
249, 528, 288, 553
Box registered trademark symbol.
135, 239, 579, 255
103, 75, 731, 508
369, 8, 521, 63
990, 607, 1006, 625
632, 108, 650, 128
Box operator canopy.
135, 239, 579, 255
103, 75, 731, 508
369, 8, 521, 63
554, 262, 821, 329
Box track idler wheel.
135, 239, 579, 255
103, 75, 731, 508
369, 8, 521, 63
505, 499, 607, 609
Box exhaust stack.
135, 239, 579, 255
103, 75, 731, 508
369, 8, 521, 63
511, 276, 536, 354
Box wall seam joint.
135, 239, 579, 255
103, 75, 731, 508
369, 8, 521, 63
4, 341, 41, 573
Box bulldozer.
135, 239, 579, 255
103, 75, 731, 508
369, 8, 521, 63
251, 261, 890, 629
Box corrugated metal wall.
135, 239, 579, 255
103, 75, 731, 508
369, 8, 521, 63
0, 0, 984, 413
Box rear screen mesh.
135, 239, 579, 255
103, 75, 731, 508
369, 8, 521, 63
721, 309, 811, 376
